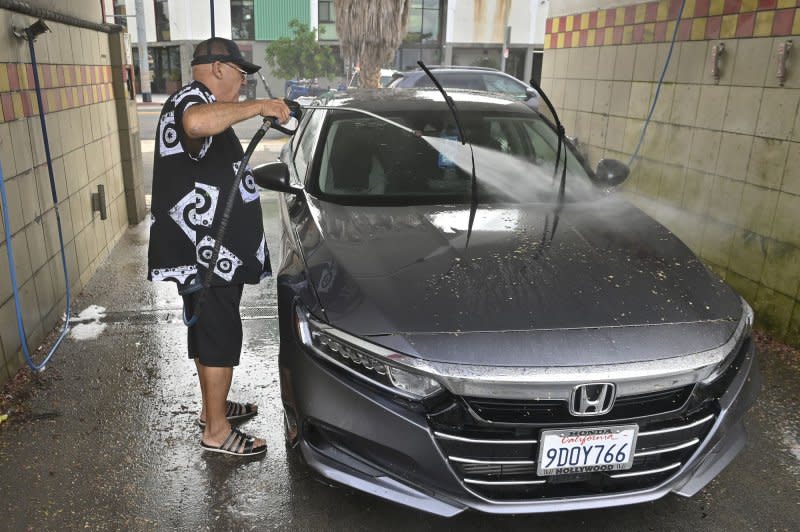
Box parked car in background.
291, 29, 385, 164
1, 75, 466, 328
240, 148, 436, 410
348, 68, 400, 88
388, 66, 540, 110
285, 79, 328, 101
252, 89, 759, 516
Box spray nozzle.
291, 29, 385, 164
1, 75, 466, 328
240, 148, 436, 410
268, 99, 302, 135
284, 98, 302, 119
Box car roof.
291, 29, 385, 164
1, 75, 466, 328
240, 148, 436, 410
397, 67, 517, 78
391, 69, 529, 88
404, 65, 500, 72
314, 88, 534, 114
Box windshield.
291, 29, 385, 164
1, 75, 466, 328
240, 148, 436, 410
310, 109, 596, 205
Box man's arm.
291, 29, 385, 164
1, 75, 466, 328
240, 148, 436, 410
182, 99, 291, 150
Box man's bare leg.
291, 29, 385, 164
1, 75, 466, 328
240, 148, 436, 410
197, 361, 265, 449
196, 359, 206, 420
196, 360, 258, 425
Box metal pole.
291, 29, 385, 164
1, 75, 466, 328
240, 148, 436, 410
500, 26, 511, 72
210, 0, 215, 37
499, 1, 512, 73
134, 0, 152, 102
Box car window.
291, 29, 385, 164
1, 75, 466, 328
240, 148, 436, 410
518, 119, 587, 172
316, 113, 460, 199
486, 119, 531, 158
483, 74, 527, 99
290, 107, 314, 153
293, 110, 324, 184
414, 72, 487, 91
311, 109, 592, 205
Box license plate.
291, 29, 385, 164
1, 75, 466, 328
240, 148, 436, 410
537, 425, 638, 477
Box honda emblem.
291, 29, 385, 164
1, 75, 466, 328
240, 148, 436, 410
570, 383, 616, 416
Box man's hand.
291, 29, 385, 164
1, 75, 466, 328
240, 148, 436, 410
258, 99, 291, 124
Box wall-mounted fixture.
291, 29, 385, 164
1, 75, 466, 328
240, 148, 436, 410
711, 42, 725, 84
12, 18, 50, 41
91, 184, 107, 220
777, 40, 792, 86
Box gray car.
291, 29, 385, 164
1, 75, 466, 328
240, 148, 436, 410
388, 66, 540, 110
253, 89, 759, 516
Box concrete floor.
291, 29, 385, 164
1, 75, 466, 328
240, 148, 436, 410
0, 132, 798, 529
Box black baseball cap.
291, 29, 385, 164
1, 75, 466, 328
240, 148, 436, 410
190, 37, 260, 74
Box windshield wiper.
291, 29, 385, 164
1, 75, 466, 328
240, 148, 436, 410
528, 78, 568, 238
417, 61, 478, 247
528, 78, 567, 203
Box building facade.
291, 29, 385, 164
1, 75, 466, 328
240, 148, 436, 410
117, 0, 550, 97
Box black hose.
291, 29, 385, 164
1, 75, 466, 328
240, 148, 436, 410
182, 99, 300, 326
182, 119, 271, 326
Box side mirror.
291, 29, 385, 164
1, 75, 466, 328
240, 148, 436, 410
525, 87, 538, 99
252, 162, 301, 194
595, 158, 630, 187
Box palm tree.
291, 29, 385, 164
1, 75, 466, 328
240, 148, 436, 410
334, 0, 410, 88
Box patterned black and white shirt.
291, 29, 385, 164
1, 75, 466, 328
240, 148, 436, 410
147, 81, 271, 289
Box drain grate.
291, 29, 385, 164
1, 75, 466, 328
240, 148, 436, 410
240, 306, 278, 320
71, 306, 277, 325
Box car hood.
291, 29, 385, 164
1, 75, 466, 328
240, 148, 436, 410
299, 196, 742, 365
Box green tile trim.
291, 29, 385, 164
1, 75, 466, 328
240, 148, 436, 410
255, 0, 311, 41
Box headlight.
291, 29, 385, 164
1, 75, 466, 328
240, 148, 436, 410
701, 297, 753, 384
294, 306, 443, 399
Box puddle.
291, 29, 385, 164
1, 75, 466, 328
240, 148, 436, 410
69, 305, 108, 340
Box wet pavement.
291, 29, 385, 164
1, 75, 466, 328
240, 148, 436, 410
0, 193, 799, 530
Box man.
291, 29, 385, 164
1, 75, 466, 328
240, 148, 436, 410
147, 38, 290, 456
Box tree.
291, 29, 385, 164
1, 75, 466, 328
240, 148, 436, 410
265, 19, 339, 81
334, 0, 410, 88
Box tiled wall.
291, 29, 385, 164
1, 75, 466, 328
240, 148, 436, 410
546, 0, 800, 48
541, 0, 800, 344
0, 8, 130, 380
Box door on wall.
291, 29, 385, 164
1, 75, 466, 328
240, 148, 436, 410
151, 46, 182, 94
132, 46, 180, 94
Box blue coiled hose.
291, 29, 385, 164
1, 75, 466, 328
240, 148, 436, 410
0, 34, 72, 371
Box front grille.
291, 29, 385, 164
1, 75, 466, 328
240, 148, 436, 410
429, 389, 719, 501
427, 335, 754, 501
466, 385, 694, 424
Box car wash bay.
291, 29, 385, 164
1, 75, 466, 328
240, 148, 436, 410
0, 169, 798, 529
0, 1, 799, 528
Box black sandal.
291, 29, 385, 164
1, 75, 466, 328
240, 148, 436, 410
200, 427, 267, 456
196, 400, 258, 428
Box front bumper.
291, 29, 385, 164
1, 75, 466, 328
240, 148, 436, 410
280, 336, 760, 516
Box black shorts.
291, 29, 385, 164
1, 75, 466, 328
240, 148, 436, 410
181, 284, 244, 367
